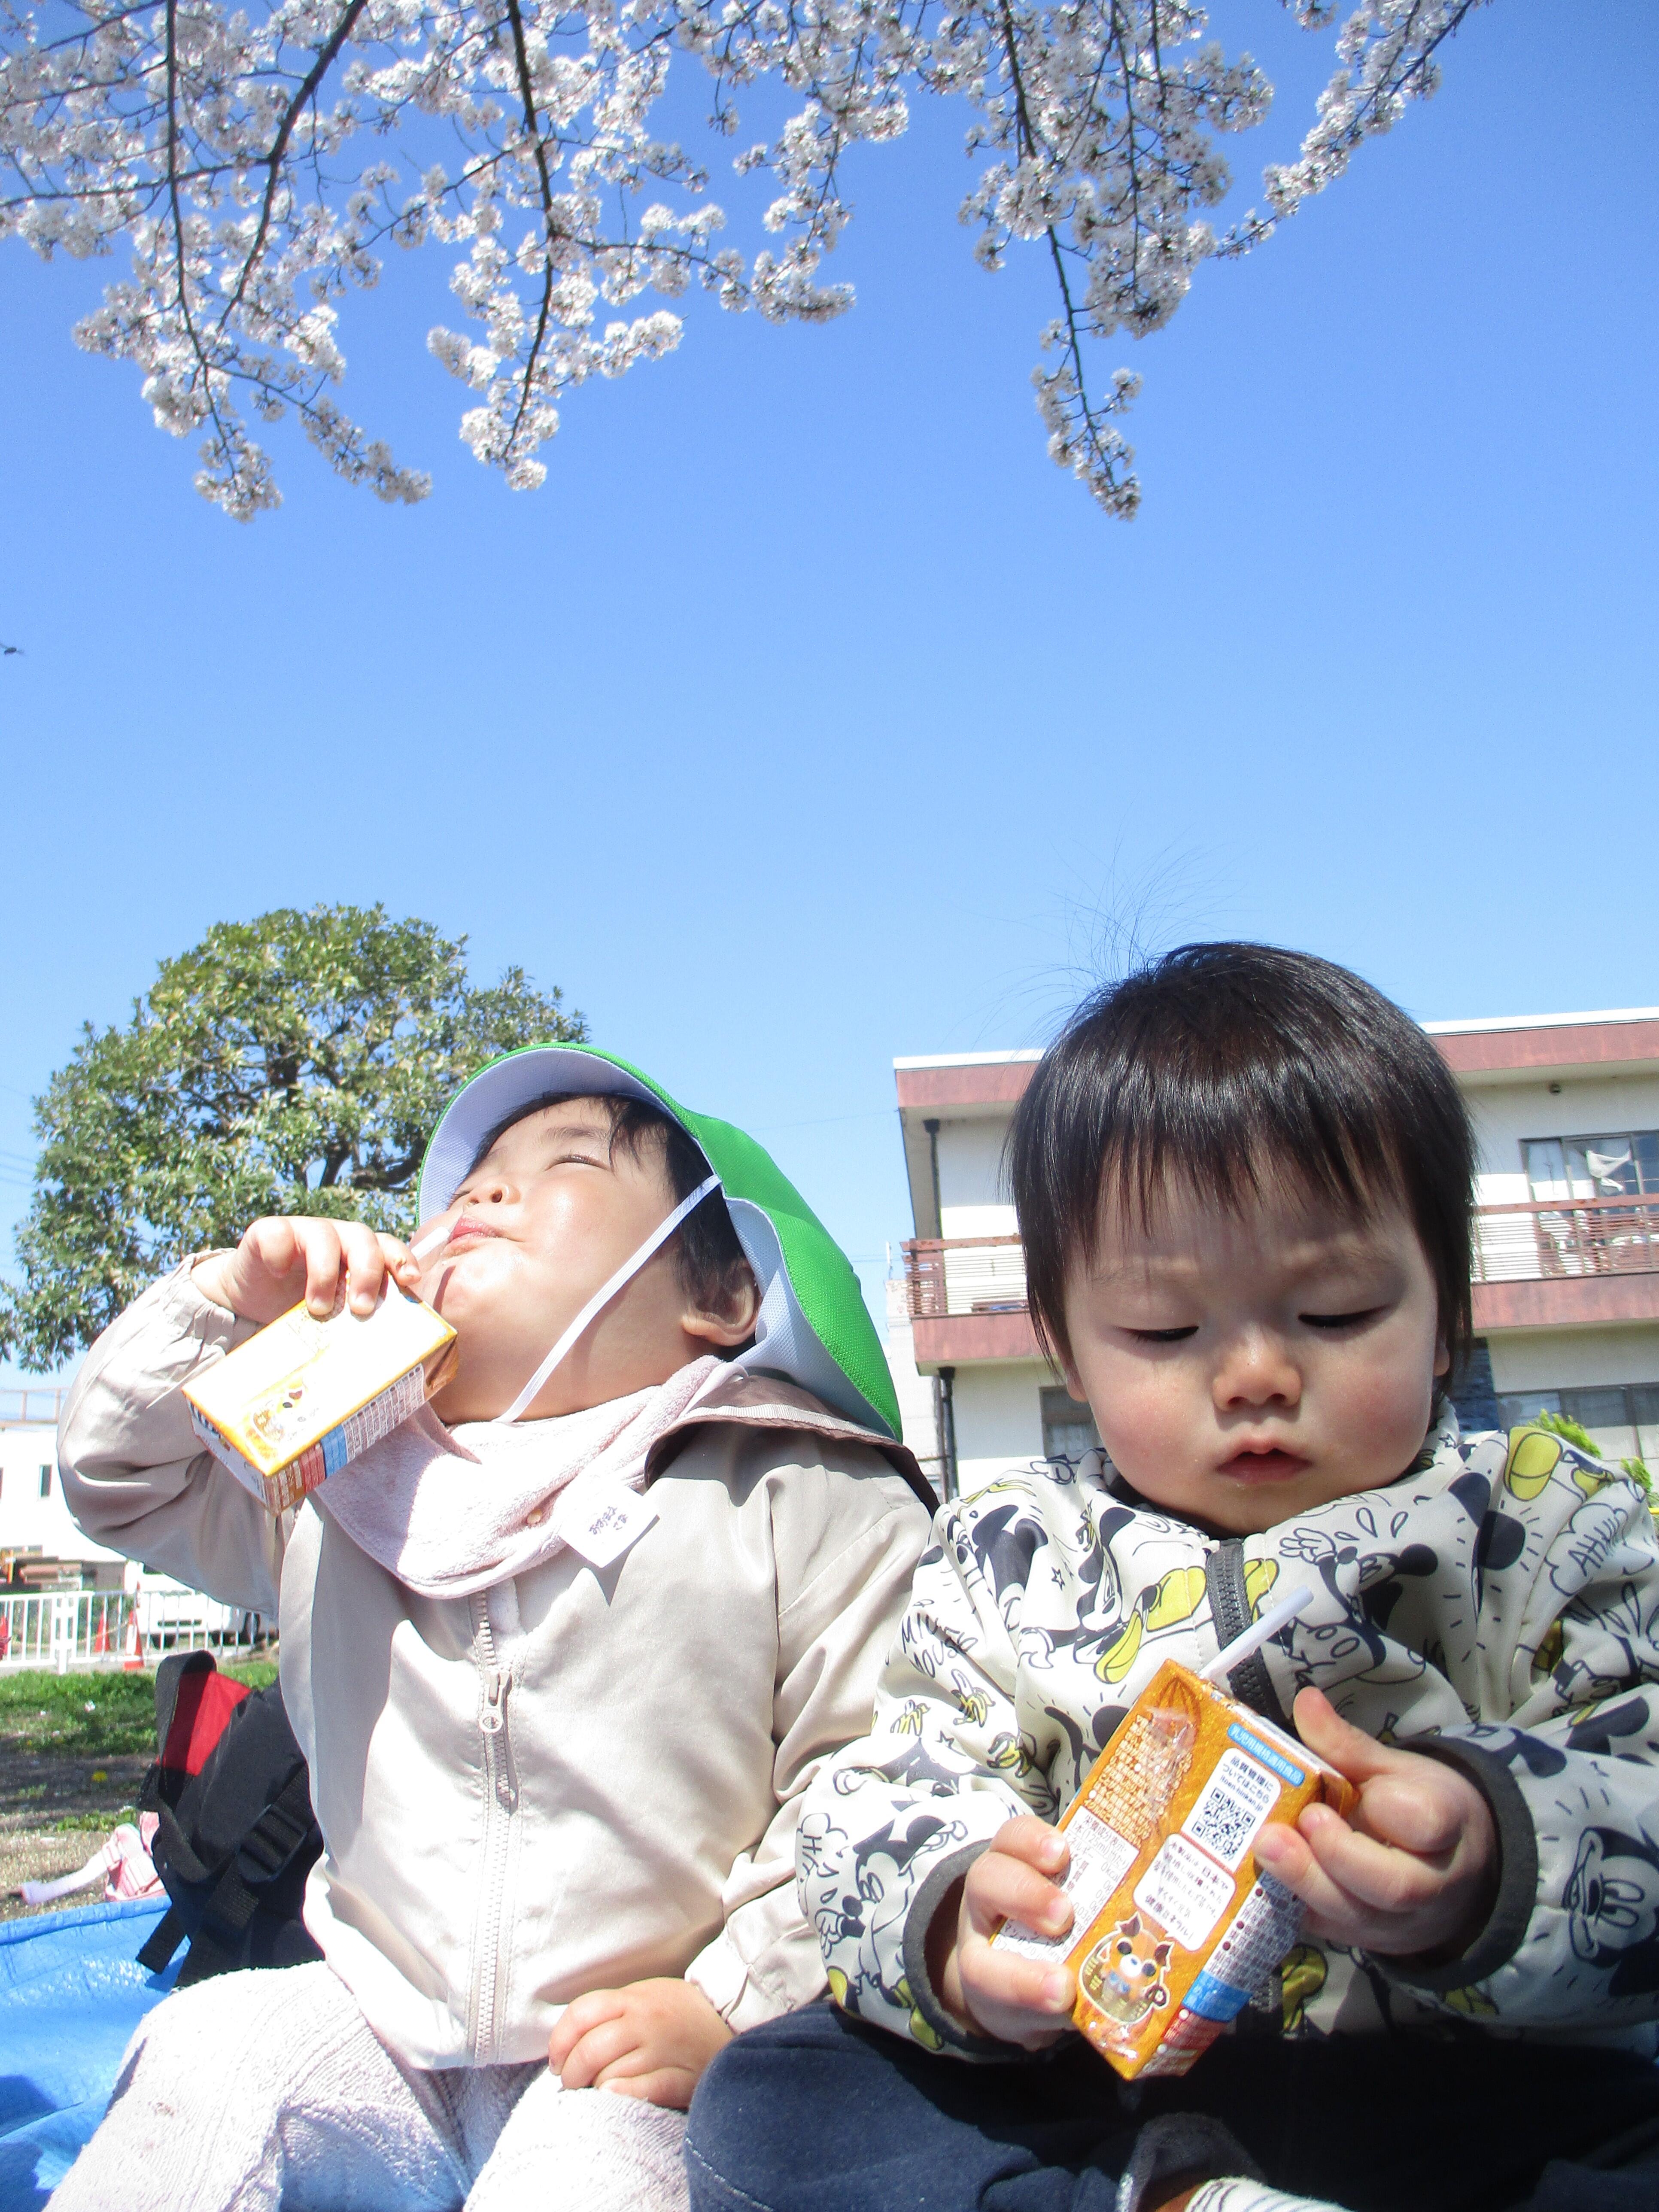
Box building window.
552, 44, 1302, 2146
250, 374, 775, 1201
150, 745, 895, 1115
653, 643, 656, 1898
1040, 1386, 1101, 1465
1495, 1383, 1659, 1451
1524, 1130, 1659, 1201
39, 1466, 52, 1498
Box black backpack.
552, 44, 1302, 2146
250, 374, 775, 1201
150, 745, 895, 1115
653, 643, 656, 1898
136, 1650, 324, 1984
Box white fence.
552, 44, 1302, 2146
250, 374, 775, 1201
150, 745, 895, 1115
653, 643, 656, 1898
0, 1589, 271, 1672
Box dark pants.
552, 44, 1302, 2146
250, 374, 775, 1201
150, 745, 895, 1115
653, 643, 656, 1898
684, 2001, 1659, 2212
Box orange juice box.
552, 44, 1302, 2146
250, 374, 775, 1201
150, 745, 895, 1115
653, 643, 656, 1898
992, 1658, 1355, 2079
184, 1288, 456, 1514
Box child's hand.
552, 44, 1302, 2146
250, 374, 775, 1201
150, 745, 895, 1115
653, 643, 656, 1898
1252, 1687, 1498, 1961
932, 1815, 1077, 2048
194, 1217, 422, 1327
547, 1978, 732, 2109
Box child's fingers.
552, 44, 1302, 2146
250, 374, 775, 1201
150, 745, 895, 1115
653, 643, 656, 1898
1348, 1768, 1471, 1860
989, 1816, 1070, 1878
245, 1217, 302, 1282
963, 1849, 1071, 1943
1294, 1802, 1452, 1917
586, 2041, 658, 2082
547, 1989, 629, 2069
553, 2014, 644, 2090
1255, 1810, 1458, 1954
957, 1937, 1075, 2045
598, 2067, 695, 2110
377, 1232, 422, 1293
1290, 1688, 1410, 1787
334, 1219, 391, 1315
1250, 1820, 1371, 1939
285, 1220, 346, 1315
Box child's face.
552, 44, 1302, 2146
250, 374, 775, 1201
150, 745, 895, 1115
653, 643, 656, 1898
1060, 1176, 1448, 1535
415, 1100, 754, 1422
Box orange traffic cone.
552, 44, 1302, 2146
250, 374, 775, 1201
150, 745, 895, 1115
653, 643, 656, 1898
122, 1610, 146, 1672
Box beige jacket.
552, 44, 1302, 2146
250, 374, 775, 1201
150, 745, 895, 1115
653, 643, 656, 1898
59, 1266, 933, 2068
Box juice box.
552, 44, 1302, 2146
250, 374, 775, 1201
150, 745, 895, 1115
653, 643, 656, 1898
184, 1288, 456, 1514
992, 1659, 1355, 2079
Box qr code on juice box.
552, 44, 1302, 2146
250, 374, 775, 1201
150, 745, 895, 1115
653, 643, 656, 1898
1181, 1747, 1282, 1871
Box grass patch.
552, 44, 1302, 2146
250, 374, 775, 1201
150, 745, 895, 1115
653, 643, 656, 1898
54, 1807, 137, 1833
0, 1660, 278, 1757
0, 1672, 156, 1756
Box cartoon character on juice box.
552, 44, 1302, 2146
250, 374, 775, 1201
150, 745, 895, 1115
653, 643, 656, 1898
1079, 1913, 1174, 2032
244, 1356, 326, 1454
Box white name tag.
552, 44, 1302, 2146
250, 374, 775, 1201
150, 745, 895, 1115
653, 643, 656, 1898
555, 1479, 657, 1570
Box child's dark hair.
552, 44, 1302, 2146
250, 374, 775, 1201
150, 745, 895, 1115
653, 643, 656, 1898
1008, 943, 1475, 1376
468, 1092, 756, 1344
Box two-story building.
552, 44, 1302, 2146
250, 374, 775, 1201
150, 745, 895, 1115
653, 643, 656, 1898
890, 1007, 1659, 1497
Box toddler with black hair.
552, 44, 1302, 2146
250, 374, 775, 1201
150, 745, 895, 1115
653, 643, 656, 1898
686, 945, 1659, 2212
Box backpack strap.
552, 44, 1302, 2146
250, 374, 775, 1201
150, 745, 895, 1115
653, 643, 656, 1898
173, 1765, 318, 1987
152, 1650, 216, 1762
136, 1905, 188, 1976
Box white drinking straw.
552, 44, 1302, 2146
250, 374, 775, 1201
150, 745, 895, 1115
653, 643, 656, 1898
408, 1220, 453, 1263
1200, 1583, 1314, 1683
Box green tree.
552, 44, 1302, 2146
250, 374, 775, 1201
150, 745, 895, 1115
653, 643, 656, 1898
0, 905, 584, 1370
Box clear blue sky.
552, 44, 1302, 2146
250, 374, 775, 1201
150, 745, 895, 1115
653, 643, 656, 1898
2, 0, 1655, 1379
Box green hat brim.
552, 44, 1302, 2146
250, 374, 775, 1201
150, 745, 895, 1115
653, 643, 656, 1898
416, 1044, 899, 1439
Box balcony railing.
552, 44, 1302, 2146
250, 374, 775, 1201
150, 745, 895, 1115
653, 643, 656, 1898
904, 1194, 1659, 1321
903, 1235, 1028, 1320
1471, 1194, 1659, 1283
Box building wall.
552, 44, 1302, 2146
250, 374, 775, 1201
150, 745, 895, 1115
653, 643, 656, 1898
954, 1361, 1046, 1498
1488, 1323, 1659, 1394
882, 1277, 944, 1497
936, 1121, 1018, 1240
1467, 1073, 1659, 1202
0, 1424, 126, 1568
1485, 1324, 1659, 1464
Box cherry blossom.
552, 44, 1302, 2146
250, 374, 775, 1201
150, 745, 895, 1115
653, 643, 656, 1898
0, 0, 1488, 517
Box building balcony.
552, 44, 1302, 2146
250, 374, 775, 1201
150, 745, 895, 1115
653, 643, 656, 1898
900, 1235, 1040, 1364
1468, 1194, 1659, 1328
899, 1235, 1034, 1364
902, 1194, 1659, 1365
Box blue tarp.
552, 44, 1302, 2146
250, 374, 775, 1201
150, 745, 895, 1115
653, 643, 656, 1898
0, 1897, 177, 2210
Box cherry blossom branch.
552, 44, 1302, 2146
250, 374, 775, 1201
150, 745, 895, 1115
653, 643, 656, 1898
0, 0, 1494, 517
500, 0, 563, 459
217, 0, 369, 327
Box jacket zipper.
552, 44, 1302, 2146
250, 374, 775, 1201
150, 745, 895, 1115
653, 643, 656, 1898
1203, 1540, 1291, 1729
469, 1595, 515, 2062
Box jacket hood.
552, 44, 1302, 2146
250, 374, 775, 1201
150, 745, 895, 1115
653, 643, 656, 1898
416, 1044, 901, 1439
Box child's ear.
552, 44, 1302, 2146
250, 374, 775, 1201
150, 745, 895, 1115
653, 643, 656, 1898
681, 1265, 762, 1350
1433, 1333, 1451, 1380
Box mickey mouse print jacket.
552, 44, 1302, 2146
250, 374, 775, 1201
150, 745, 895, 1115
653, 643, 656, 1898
798, 1416, 1659, 2057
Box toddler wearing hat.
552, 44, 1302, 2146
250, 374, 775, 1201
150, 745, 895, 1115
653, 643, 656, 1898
54, 1046, 934, 2212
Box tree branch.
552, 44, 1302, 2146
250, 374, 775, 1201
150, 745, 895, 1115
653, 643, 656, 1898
501, 0, 563, 456
217, 0, 371, 329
